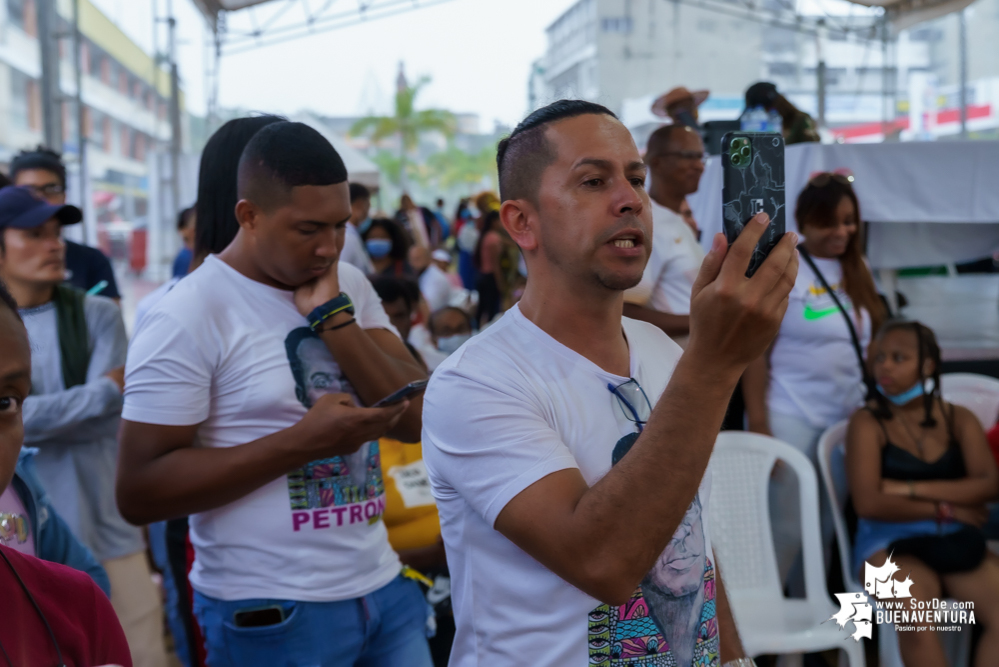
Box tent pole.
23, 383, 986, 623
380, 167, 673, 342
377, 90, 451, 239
959, 8, 968, 139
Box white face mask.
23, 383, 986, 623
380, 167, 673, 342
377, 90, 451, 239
437, 333, 472, 355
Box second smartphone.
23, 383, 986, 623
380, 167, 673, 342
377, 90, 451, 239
720, 132, 786, 277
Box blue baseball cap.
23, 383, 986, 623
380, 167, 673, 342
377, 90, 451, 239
0, 186, 82, 230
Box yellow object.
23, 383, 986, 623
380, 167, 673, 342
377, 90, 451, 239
400, 565, 435, 589
380, 438, 442, 552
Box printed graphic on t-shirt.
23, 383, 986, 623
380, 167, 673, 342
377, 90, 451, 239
803, 280, 851, 321
284, 327, 385, 532
587, 434, 720, 667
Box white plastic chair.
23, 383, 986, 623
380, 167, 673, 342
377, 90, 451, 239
817, 421, 972, 667
707, 431, 865, 666
940, 372, 999, 430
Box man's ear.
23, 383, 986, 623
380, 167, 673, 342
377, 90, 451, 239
500, 200, 538, 253
234, 199, 260, 231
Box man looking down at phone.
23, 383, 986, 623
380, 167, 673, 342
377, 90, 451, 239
623, 124, 707, 344
118, 121, 432, 666
422, 100, 799, 667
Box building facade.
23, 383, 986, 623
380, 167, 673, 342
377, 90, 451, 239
0, 0, 183, 240
531, 0, 999, 141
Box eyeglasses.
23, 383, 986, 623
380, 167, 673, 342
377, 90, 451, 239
665, 151, 707, 163
608, 378, 652, 433
808, 169, 855, 188
25, 183, 65, 197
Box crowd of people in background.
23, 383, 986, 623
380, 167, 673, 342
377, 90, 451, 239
0, 82, 997, 667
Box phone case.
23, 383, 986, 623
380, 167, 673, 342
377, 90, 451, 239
721, 132, 786, 276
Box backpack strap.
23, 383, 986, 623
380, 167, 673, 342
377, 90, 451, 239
51, 285, 91, 389
798, 244, 876, 401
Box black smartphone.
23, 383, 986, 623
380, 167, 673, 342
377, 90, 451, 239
233, 605, 285, 628
372, 379, 429, 408
721, 132, 786, 277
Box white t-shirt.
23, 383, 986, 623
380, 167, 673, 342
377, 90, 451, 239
768, 255, 872, 428
123, 256, 401, 602
341, 223, 374, 275
423, 305, 720, 667
624, 200, 705, 315
418, 263, 454, 313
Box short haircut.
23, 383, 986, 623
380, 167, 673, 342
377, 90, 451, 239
428, 306, 473, 337
370, 276, 417, 312
497, 100, 617, 204
349, 182, 370, 204
645, 124, 682, 159
237, 121, 348, 212
195, 115, 285, 257
11, 146, 66, 188
177, 205, 196, 231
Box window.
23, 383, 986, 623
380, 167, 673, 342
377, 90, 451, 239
601, 17, 633, 33
89, 108, 106, 151
6, 0, 27, 32
909, 27, 941, 42
768, 62, 796, 76
10, 69, 32, 129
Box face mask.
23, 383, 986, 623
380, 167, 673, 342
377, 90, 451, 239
877, 378, 935, 406
358, 217, 373, 234
437, 333, 472, 354
365, 238, 392, 259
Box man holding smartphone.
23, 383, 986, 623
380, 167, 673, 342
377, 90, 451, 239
422, 100, 798, 667
118, 122, 431, 666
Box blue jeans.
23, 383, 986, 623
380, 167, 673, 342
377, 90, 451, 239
193, 574, 433, 667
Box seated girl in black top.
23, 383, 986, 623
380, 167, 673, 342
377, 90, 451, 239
847, 320, 999, 667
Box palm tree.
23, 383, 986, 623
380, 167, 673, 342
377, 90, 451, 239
350, 65, 457, 193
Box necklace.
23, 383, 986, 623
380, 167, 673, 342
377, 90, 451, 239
894, 406, 931, 460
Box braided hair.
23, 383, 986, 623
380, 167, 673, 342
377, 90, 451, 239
870, 319, 942, 427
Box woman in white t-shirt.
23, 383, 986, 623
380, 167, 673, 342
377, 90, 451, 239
743, 173, 887, 587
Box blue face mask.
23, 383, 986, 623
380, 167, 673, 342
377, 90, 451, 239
358, 217, 373, 235
877, 379, 933, 406
437, 333, 472, 355
365, 238, 392, 259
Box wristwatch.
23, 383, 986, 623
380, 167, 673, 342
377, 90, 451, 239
307, 293, 354, 331
722, 659, 757, 667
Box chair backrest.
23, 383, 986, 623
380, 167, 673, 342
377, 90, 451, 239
708, 432, 828, 607
940, 372, 999, 430
816, 420, 860, 592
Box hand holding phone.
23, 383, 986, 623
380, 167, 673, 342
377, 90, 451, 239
372, 379, 429, 408
721, 132, 786, 277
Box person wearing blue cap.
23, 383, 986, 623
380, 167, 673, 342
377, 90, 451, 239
0, 185, 170, 667
10, 147, 121, 300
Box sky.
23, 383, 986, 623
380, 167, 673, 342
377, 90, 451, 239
90, 0, 576, 129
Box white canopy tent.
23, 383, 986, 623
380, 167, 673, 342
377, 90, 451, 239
687, 141, 999, 358
847, 0, 976, 31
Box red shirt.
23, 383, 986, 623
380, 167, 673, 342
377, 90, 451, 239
988, 423, 999, 468
0, 544, 132, 667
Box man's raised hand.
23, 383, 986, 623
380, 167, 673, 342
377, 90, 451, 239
687, 212, 798, 373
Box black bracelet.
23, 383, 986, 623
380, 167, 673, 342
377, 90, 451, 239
318, 317, 356, 333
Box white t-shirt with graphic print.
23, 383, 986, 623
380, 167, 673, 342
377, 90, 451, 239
123, 255, 401, 602
423, 304, 720, 667
768, 255, 872, 428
